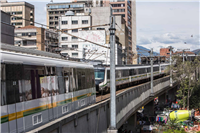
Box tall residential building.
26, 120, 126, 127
14, 25, 58, 52
91, 7, 131, 64
103, 0, 137, 64
0, 0, 34, 28
46, 2, 90, 29
58, 11, 92, 58
1, 10, 14, 45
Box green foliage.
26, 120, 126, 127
189, 83, 200, 109
163, 129, 186, 133
167, 56, 200, 109
164, 118, 182, 130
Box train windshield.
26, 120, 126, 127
94, 70, 105, 80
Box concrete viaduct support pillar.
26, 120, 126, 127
158, 93, 166, 107
144, 100, 154, 116
168, 88, 176, 102
123, 113, 137, 133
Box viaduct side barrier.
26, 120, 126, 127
28, 76, 173, 133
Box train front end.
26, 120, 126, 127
94, 66, 105, 92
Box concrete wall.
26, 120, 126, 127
28, 76, 173, 133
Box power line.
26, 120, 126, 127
10, 14, 110, 49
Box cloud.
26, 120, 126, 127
138, 37, 152, 44
152, 33, 181, 44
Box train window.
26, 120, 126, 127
63, 67, 70, 93
77, 69, 82, 90
147, 68, 151, 73
56, 67, 65, 94
81, 70, 86, 89
116, 70, 121, 78
85, 69, 91, 89
138, 68, 145, 74
91, 69, 95, 88
6, 63, 23, 104
153, 67, 159, 72
130, 69, 136, 76
107, 70, 110, 79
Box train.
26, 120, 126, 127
94, 63, 169, 93
1, 44, 169, 132
1, 45, 96, 132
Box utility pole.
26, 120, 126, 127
182, 50, 185, 63
149, 48, 154, 97
169, 46, 173, 86
83, 48, 86, 61
108, 6, 117, 133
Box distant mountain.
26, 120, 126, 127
137, 45, 159, 57
192, 49, 200, 55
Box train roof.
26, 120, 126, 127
94, 63, 169, 70
1, 44, 93, 68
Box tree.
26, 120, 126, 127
167, 55, 200, 109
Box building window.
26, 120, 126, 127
72, 29, 78, 33
72, 45, 78, 48
72, 37, 78, 40
113, 9, 125, 12
55, 21, 58, 25
49, 22, 54, 25
82, 20, 88, 24
12, 17, 22, 20
49, 17, 53, 20
22, 32, 36, 36
82, 28, 89, 30
62, 21, 68, 25
72, 53, 78, 57
97, 28, 105, 30
62, 37, 68, 41
55, 16, 58, 20
12, 11, 22, 15
63, 30, 68, 33
111, 4, 125, 7
55, 11, 59, 14
12, 22, 22, 26
62, 45, 68, 48
72, 20, 78, 24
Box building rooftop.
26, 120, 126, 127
0, 1, 34, 8
15, 25, 37, 30
173, 51, 195, 55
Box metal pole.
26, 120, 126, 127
150, 48, 154, 96
109, 8, 117, 131
126, 48, 128, 65
169, 46, 173, 86
183, 50, 185, 63
58, 16, 61, 47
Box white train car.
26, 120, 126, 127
1, 44, 96, 132
95, 64, 169, 92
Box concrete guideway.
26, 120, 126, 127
27, 76, 177, 133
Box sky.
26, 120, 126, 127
7, 0, 200, 53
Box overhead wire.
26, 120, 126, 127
10, 14, 110, 49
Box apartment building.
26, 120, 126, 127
0, 0, 34, 28
91, 7, 130, 64
110, 0, 137, 64
58, 11, 91, 58
1, 10, 15, 45
46, 2, 90, 29
14, 25, 58, 52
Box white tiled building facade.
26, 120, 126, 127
59, 12, 91, 58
